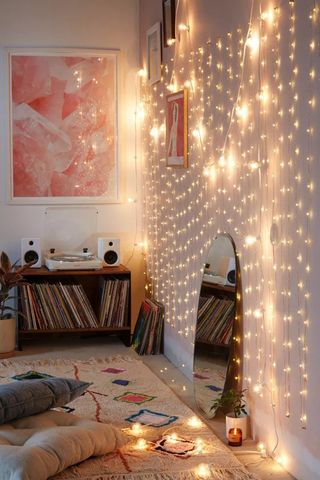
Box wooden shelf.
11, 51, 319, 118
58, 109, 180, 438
195, 338, 230, 348
19, 327, 131, 334
21, 265, 130, 277
201, 280, 235, 294
18, 265, 131, 347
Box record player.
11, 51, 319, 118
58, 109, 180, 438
45, 248, 103, 271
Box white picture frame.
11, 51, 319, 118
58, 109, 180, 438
7, 48, 119, 204
146, 23, 162, 85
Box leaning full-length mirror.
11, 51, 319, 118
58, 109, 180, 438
193, 233, 242, 418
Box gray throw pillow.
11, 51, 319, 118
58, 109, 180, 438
0, 377, 91, 424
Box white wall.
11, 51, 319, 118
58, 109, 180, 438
140, 0, 320, 479
0, 0, 145, 323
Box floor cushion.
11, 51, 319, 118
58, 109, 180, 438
0, 377, 91, 424
0, 409, 127, 480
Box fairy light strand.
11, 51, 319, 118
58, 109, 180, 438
140, 0, 317, 455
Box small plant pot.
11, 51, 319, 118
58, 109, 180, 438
0, 318, 16, 356
225, 413, 248, 440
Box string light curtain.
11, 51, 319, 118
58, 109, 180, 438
140, 0, 318, 462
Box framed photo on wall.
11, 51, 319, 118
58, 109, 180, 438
8, 48, 119, 204
166, 89, 188, 168
162, 0, 176, 47
146, 22, 162, 85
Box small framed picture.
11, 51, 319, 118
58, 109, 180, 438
146, 22, 162, 85
166, 89, 188, 168
162, 0, 176, 47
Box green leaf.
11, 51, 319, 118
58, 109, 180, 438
0, 252, 11, 273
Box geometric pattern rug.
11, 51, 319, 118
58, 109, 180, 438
0, 357, 259, 480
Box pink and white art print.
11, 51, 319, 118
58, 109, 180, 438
9, 49, 118, 203
166, 89, 188, 168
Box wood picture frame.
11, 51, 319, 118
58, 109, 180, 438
8, 48, 119, 204
166, 89, 188, 168
146, 22, 162, 85
162, 0, 176, 47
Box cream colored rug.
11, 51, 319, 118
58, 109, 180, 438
0, 357, 259, 480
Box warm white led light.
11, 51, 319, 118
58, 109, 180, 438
218, 155, 226, 167
248, 160, 260, 171
276, 455, 287, 467
150, 126, 159, 138
261, 9, 274, 23
236, 104, 249, 120
167, 38, 176, 46
187, 416, 202, 427
246, 32, 259, 54
167, 83, 176, 92
137, 68, 147, 78
178, 23, 190, 32
135, 438, 147, 450
245, 235, 258, 246
253, 309, 263, 319
131, 422, 142, 434
253, 383, 262, 393
195, 464, 210, 478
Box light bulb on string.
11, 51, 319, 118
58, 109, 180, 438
218, 155, 226, 167
253, 383, 263, 394
261, 9, 274, 24
203, 164, 217, 180
137, 68, 147, 78
195, 464, 210, 478
236, 103, 249, 121
245, 235, 260, 246
246, 31, 259, 55
187, 416, 202, 428
167, 38, 176, 46
248, 160, 260, 171
178, 23, 190, 32
150, 126, 159, 139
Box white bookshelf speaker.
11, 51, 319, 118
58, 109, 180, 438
97, 238, 120, 267
225, 257, 236, 286
21, 238, 41, 268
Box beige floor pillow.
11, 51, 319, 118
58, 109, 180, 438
0, 410, 127, 480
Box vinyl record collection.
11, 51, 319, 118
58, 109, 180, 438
195, 295, 235, 345
20, 278, 130, 330
132, 298, 164, 355
98, 278, 130, 327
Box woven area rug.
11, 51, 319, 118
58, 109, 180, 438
0, 357, 259, 480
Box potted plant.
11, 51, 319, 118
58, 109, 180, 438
211, 388, 249, 439
0, 251, 35, 356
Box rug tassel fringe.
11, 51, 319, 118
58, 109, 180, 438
73, 465, 261, 480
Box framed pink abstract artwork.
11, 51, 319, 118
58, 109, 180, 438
166, 89, 188, 168
9, 49, 119, 203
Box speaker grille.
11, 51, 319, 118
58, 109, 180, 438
104, 250, 118, 265
227, 269, 236, 285
24, 250, 39, 264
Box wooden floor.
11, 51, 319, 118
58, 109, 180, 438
9, 335, 295, 480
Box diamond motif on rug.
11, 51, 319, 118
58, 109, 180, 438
154, 434, 195, 457
126, 408, 178, 427
12, 370, 54, 380
112, 379, 130, 386
101, 367, 126, 374
114, 392, 155, 405
206, 384, 223, 392
193, 372, 210, 379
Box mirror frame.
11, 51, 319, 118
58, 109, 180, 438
193, 233, 243, 417
221, 234, 243, 394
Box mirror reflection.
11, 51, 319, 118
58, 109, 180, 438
193, 233, 239, 418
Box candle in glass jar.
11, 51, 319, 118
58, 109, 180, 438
228, 427, 242, 446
